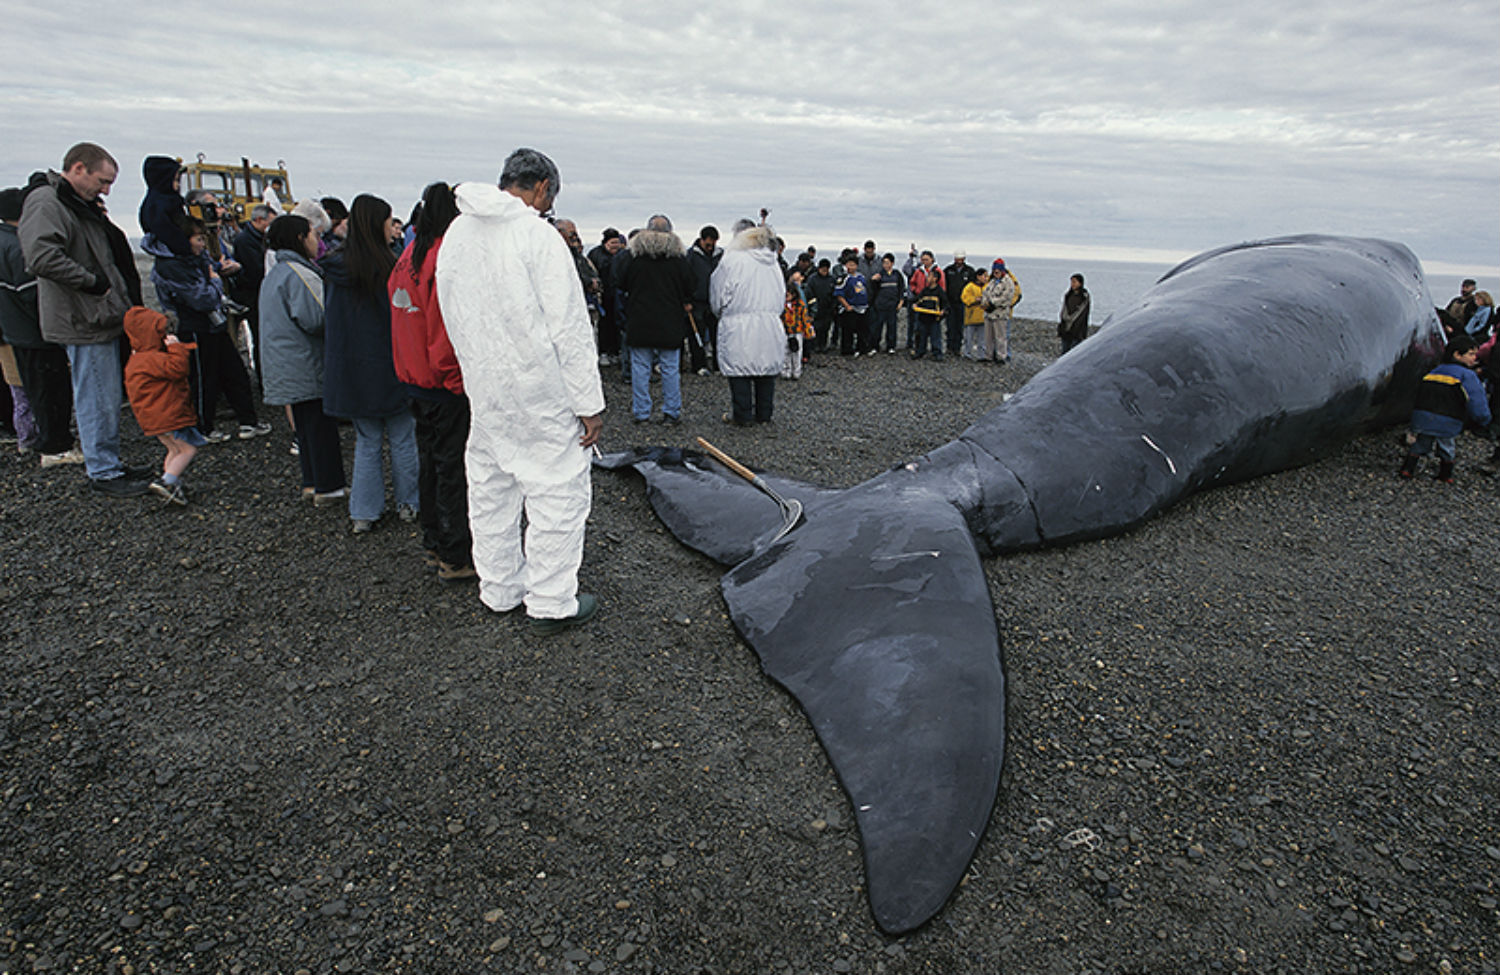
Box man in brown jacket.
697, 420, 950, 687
19, 142, 148, 496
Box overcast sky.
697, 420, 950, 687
5, 0, 1496, 276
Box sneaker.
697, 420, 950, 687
313, 488, 347, 507
40, 447, 85, 468
149, 479, 188, 506
289, 440, 300, 457
436, 560, 478, 581
696, 367, 710, 377
351, 519, 375, 534
203, 430, 232, 444
397, 503, 418, 523
239, 422, 272, 439
663, 414, 681, 426
90, 475, 149, 498
529, 593, 598, 635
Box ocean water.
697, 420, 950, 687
996, 256, 1176, 326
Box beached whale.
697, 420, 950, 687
596, 234, 1443, 934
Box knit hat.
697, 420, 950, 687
992, 258, 1006, 272
0, 187, 22, 223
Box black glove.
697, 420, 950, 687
81, 273, 110, 296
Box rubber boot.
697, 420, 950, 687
1436, 460, 1454, 484
1398, 454, 1419, 479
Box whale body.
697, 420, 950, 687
597, 235, 1443, 933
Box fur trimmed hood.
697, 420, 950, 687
727, 224, 776, 253
628, 228, 684, 260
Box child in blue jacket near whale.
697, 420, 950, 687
1399, 334, 1491, 483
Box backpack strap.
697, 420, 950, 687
287, 260, 324, 309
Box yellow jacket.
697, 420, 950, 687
961, 282, 985, 326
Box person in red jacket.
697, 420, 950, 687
122, 307, 201, 505
388, 182, 473, 580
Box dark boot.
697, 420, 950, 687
1436, 460, 1455, 484
1399, 454, 1419, 478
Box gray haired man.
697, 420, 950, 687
436, 148, 606, 634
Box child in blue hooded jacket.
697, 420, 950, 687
145, 218, 267, 441
1399, 334, 1491, 483
138, 156, 194, 257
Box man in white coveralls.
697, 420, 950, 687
435, 148, 605, 635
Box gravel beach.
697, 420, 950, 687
2, 315, 1497, 975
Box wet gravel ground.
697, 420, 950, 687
1, 316, 1497, 974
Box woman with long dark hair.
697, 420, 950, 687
322, 194, 418, 533
389, 181, 473, 578
258, 214, 346, 501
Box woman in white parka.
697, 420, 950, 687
711, 220, 787, 427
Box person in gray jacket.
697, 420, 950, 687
18, 143, 147, 496
258, 214, 346, 500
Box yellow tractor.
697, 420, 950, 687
178, 154, 294, 221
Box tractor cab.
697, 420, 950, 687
178, 155, 294, 222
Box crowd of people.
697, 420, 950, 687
3, 141, 1495, 632
1411, 279, 1500, 482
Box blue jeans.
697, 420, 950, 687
65, 340, 125, 480
1410, 433, 1456, 462
350, 410, 419, 521
914, 315, 944, 360
629, 346, 681, 420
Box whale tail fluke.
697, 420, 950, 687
599, 449, 1007, 933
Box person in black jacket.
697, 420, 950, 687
586, 228, 626, 366
1059, 273, 1091, 354
615, 215, 693, 424
0, 187, 77, 464
943, 251, 978, 357
230, 204, 274, 387
685, 226, 721, 375
804, 259, 837, 354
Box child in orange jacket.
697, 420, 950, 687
123, 307, 201, 505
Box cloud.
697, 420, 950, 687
2, 0, 1494, 269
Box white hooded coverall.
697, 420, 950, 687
435, 183, 605, 618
